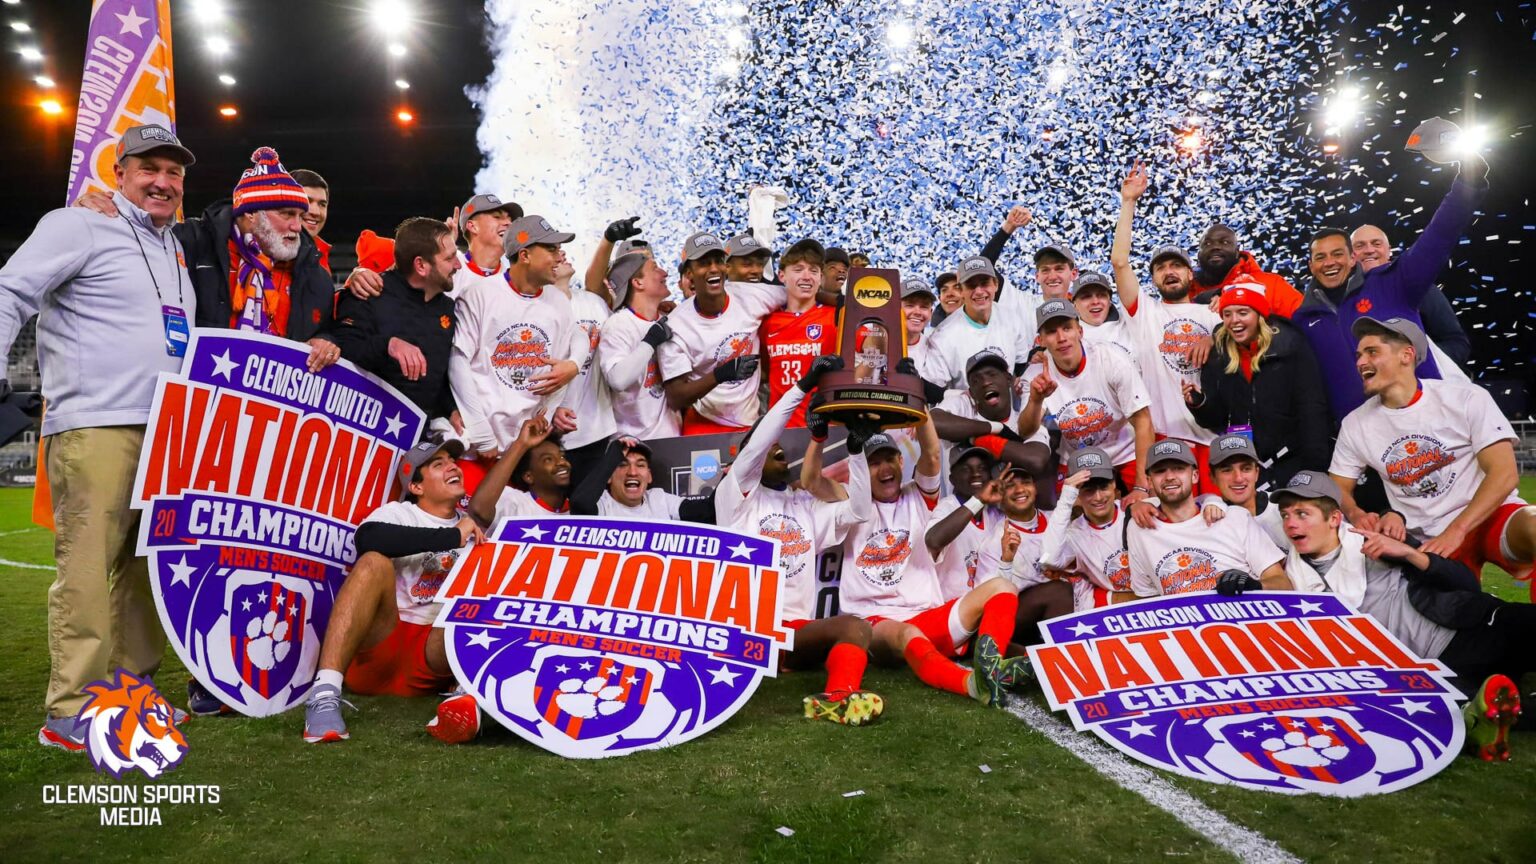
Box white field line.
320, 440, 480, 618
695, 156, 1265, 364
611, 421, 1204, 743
0, 557, 54, 571
1005, 698, 1303, 864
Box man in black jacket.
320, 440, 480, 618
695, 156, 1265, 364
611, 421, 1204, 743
332, 217, 461, 425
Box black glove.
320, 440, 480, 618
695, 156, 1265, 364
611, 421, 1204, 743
895, 357, 918, 377
604, 216, 642, 243
713, 355, 759, 384
642, 316, 672, 348
998, 424, 1024, 443
845, 419, 880, 455
1215, 569, 1262, 597
806, 406, 829, 442
796, 354, 844, 393
894, 358, 945, 406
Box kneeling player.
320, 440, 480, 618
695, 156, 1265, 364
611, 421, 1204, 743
303, 440, 483, 743
1038, 447, 1137, 609
1277, 471, 1530, 761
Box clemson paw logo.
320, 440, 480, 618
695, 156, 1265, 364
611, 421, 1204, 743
1180, 323, 1193, 333
1076, 404, 1088, 415
1356, 298, 1373, 313
1404, 441, 1419, 455
555, 675, 627, 719
520, 329, 533, 341
245, 609, 292, 671
77, 669, 188, 779
1262, 729, 1351, 767
1177, 554, 1191, 567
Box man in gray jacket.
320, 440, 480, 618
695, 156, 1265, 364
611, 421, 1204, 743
0, 124, 197, 752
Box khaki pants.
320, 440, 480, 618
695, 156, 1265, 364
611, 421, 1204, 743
45, 426, 164, 718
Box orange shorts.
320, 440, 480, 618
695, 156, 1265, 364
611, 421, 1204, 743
867, 599, 963, 657
1451, 501, 1532, 579
682, 408, 749, 436
783, 618, 812, 631
345, 620, 454, 697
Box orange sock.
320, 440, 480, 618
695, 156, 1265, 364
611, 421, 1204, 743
902, 636, 970, 696
824, 642, 867, 696
978, 591, 1019, 648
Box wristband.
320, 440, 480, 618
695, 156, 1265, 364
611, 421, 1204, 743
987, 420, 1005, 436
964, 497, 987, 516
1132, 485, 1150, 494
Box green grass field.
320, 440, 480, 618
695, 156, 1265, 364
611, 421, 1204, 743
1, 484, 1533, 863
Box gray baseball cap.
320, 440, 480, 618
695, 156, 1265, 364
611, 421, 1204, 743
1272, 470, 1344, 506
725, 233, 770, 259
950, 444, 994, 468
115, 124, 196, 166
614, 238, 650, 258
1068, 446, 1116, 482
681, 231, 727, 263
1035, 298, 1079, 332
504, 215, 574, 257
964, 349, 1011, 377
1209, 434, 1260, 467
400, 438, 466, 499
459, 194, 521, 231
1352, 316, 1429, 361
956, 255, 998, 284
1034, 243, 1075, 267
1147, 438, 1197, 469
1149, 244, 1193, 270
1071, 270, 1113, 298
901, 278, 936, 300
607, 252, 649, 310
864, 433, 900, 457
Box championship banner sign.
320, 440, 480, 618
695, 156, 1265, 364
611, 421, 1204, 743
132, 330, 424, 716
1027, 592, 1465, 796
433, 516, 790, 759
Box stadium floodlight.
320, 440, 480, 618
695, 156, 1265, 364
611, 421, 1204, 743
1458, 124, 1488, 156
218, 73, 236, 86
206, 36, 231, 56
369, 1, 411, 34
887, 20, 914, 50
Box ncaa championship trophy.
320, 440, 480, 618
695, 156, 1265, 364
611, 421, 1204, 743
809, 267, 928, 428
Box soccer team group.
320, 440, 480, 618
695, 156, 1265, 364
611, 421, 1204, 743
3, 125, 1531, 759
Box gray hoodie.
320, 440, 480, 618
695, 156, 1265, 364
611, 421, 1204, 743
0, 192, 195, 435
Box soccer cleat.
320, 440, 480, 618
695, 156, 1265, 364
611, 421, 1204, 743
187, 679, 233, 716
998, 655, 1036, 691
969, 634, 1009, 708
1463, 674, 1521, 762
802, 690, 885, 726
38, 715, 85, 752
302, 683, 353, 744
427, 691, 483, 744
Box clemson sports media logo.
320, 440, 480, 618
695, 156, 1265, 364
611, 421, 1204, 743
1158, 319, 1211, 374
1056, 398, 1115, 448
856, 529, 912, 587
76, 670, 188, 780
1380, 435, 1457, 499
491, 322, 553, 390
757, 513, 812, 578
1156, 547, 1218, 593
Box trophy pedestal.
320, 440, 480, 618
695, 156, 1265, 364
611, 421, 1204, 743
809, 371, 927, 428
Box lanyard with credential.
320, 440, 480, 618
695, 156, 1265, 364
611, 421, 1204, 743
129, 217, 190, 357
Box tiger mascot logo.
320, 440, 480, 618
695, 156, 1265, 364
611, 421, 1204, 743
76, 669, 188, 779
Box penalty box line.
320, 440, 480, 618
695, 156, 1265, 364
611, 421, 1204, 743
1004, 698, 1302, 864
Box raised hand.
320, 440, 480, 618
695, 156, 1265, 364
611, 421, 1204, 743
605, 216, 642, 243
1121, 159, 1149, 202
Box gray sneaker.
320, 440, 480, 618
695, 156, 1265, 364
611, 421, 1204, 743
302, 683, 353, 743
39, 715, 86, 752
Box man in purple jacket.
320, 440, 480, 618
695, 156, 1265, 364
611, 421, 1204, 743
1292, 153, 1488, 423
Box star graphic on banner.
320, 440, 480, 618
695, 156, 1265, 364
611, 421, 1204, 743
1067, 621, 1098, 637
708, 665, 742, 687
555, 664, 570, 674
1391, 698, 1433, 717
257, 590, 268, 603
1239, 729, 1256, 738
727, 540, 754, 560
167, 555, 196, 587
607, 666, 621, 676
520, 525, 548, 541
210, 349, 238, 381
1260, 722, 1276, 731
579, 661, 594, 671
625, 675, 639, 685
1291, 598, 1326, 615
1319, 723, 1336, 731
383, 412, 406, 439
465, 630, 495, 650
116, 6, 148, 37
240, 599, 252, 612
1120, 720, 1156, 739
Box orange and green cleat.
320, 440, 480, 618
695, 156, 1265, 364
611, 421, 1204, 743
1463, 674, 1521, 762
803, 690, 885, 726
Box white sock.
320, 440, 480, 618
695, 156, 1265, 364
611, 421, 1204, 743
314, 669, 344, 693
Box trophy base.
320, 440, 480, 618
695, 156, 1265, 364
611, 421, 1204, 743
809, 387, 928, 428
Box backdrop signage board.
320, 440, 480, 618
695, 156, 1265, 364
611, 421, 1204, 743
433, 516, 790, 759
1027, 592, 1465, 796
132, 330, 424, 717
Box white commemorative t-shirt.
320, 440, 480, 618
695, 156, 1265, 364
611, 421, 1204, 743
841, 483, 947, 620
360, 501, 466, 626
599, 308, 681, 440
561, 289, 617, 449
656, 281, 786, 427
1081, 317, 1140, 375
1128, 506, 1285, 596
491, 488, 570, 524
975, 509, 1051, 590
1330, 378, 1521, 538
921, 308, 1033, 390
906, 334, 933, 380
1123, 294, 1219, 444
717, 484, 862, 623
1043, 342, 1151, 465
934, 387, 1049, 470
1061, 506, 1133, 594
927, 498, 1002, 600
450, 253, 507, 299
597, 488, 683, 520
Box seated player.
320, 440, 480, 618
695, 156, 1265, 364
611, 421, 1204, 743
930, 349, 1053, 491
715, 356, 883, 724
302, 440, 483, 743
925, 446, 1005, 600
1038, 447, 1137, 609
570, 437, 716, 521
469, 411, 572, 527
1128, 440, 1291, 597
759, 239, 836, 428
1276, 471, 1529, 760
971, 466, 1074, 651
1207, 434, 1289, 550
1329, 316, 1535, 592
840, 420, 1028, 707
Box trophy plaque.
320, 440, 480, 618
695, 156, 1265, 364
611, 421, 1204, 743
808, 267, 928, 427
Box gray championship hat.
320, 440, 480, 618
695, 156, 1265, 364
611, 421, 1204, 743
901, 278, 936, 300
1272, 470, 1344, 506
1351, 316, 1429, 361
950, 443, 995, 468
1404, 116, 1465, 165
964, 349, 1011, 377
1034, 242, 1076, 267
1071, 270, 1113, 298
504, 215, 575, 257
1147, 438, 1197, 469
1149, 244, 1193, 269
1209, 434, 1260, 467
115, 124, 196, 166
400, 438, 467, 499
864, 433, 900, 457
1068, 446, 1116, 482
681, 231, 727, 263
607, 252, 649, 310
458, 193, 520, 231
1035, 298, 1079, 332
725, 233, 770, 258
956, 255, 998, 284
613, 238, 649, 258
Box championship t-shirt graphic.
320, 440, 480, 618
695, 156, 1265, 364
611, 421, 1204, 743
1057, 397, 1115, 449
757, 513, 812, 579
856, 529, 913, 588
1380, 435, 1457, 499
1158, 318, 1210, 375
1102, 550, 1132, 592
1156, 547, 1219, 594
491, 322, 553, 389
